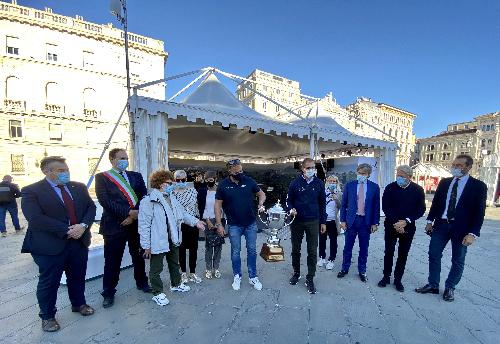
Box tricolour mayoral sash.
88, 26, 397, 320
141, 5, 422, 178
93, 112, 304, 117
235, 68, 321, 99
103, 169, 138, 207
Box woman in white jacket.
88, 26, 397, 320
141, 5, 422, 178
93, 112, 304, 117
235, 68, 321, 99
317, 174, 343, 271
138, 169, 205, 307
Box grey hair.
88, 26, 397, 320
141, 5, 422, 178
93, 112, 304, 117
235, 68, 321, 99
326, 174, 342, 190
357, 163, 372, 174
397, 165, 413, 177
174, 170, 187, 179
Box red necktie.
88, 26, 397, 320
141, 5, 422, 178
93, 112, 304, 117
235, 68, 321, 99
57, 185, 78, 225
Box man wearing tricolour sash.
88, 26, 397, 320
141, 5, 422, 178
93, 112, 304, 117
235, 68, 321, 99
95, 148, 151, 308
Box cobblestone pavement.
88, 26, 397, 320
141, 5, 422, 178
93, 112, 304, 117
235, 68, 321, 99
0, 205, 499, 344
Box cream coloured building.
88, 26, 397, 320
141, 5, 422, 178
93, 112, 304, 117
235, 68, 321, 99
416, 111, 499, 176
0, 1, 167, 189
236, 69, 416, 166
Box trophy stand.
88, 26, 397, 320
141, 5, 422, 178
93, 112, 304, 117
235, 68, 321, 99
258, 202, 295, 262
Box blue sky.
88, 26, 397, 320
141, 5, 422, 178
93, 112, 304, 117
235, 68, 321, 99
21, 0, 500, 138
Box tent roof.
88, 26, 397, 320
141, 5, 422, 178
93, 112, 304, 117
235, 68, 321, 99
136, 73, 396, 150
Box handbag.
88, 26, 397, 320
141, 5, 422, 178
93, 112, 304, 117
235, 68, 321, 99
205, 228, 225, 247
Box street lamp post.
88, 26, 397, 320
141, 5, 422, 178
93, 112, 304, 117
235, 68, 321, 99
110, 0, 135, 167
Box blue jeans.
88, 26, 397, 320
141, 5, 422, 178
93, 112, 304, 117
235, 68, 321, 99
228, 222, 258, 278
0, 202, 21, 232
428, 220, 468, 290
341, 215, 371, 274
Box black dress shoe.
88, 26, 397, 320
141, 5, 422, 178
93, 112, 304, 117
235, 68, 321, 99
337, 271, 348, 278
102, 296, 115, 308
394, 280, 405, 292
378, 276, 390, 287
137, 285, 153, 293
42, 318, 60, 332
359, 273, 367, 283
415, 284, 439, 294
443, 288, 454, 302
289, 272, 301, 285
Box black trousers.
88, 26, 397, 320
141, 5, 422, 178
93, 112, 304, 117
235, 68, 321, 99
383, 221, 416, 281
318, 220, 338, 261
179, 224, 199, 273
291, 220, 319, 280
102, 229, 148, 297
32, 240, 88, 320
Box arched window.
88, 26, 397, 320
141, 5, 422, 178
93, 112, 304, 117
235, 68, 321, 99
45, 82, 61, 105
83, 88, 97, 117
5, 76, 21, 99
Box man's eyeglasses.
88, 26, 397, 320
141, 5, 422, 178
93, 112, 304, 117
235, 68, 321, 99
227, 159, 241, 166
175, 179, 187, 183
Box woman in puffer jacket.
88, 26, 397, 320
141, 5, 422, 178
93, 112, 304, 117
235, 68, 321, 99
138, 169, 205, 307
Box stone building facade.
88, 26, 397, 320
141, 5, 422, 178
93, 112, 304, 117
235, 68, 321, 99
416, 111, 499, 176
0, 1, 167, 188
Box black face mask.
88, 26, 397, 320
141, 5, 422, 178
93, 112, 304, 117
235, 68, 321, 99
207, 181, 216, 187
232, 172, 243, 181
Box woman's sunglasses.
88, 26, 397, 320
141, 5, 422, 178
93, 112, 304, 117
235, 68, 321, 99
175, 179, 187, 183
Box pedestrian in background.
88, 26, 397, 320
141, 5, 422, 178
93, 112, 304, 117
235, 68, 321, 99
0, 175, 22, 237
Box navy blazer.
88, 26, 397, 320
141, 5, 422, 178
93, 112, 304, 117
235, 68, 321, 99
95, 170, 147, 236
21, 179, 96, 255
427, 176, 487, 237
340, 180, 380, 228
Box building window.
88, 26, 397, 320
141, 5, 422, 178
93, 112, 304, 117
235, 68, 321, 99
453, 125, 457, 131
49, 123, 62, 141
11, 154, 24, 173
263, 86, 267, 91
488, 139, 493, 145
9, 120, 22, 138
5, 75, 22, 100
86, 126, 98, 143
262, 101, 267, 111
46, 43, 58, 62
6, 36, 19, 55
276, 105, 280, 112
276, 89, 280, 95
83, 51, 94, 68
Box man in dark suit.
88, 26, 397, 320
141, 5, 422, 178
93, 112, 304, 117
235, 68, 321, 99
416, 154, 487, 301
337, 163, 380, 282
21, 156, 96, 332
96, 148, 150, 308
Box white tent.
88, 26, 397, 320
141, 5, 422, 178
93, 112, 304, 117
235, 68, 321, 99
131, 69, 398, 189
479, 153, 500, 206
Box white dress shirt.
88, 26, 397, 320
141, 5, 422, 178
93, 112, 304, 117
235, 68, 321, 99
441, 174, 469, 219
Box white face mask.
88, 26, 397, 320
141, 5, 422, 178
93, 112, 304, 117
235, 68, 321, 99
304, 169, 316, 178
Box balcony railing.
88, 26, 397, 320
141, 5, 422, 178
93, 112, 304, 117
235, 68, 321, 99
45, 103, 64, 114
84, 108, 98, 119
3, 99, 26, 111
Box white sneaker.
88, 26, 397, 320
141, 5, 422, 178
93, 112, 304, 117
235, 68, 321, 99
317, 258, 326, 267
181, 272, 189, 284
214, 269, 221, 279
189, 273, 202, 283
249, 277, 263, 291
325, 260, 334, 270
205, 270, 213, 279
170, 283, 190, 292
232, 275, 242, 290
152, 293, 170, 306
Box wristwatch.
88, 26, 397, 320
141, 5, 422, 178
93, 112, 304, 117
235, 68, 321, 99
215, 223, 223, 228
80, 223, 89, 230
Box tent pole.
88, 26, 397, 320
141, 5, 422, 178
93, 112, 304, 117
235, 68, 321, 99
168, 68, 212, 101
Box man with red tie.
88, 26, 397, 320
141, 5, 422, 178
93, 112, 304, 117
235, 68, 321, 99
21, 156, 96, 332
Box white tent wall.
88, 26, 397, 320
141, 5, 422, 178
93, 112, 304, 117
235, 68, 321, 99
479, 153, 500, 206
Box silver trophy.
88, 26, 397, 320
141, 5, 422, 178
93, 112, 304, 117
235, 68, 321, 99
258, 202, 295, 262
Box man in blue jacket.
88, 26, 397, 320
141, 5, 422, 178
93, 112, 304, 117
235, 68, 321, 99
337, 163, 380, 282
21, 156, 96, 332
287, 158, 327, 294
